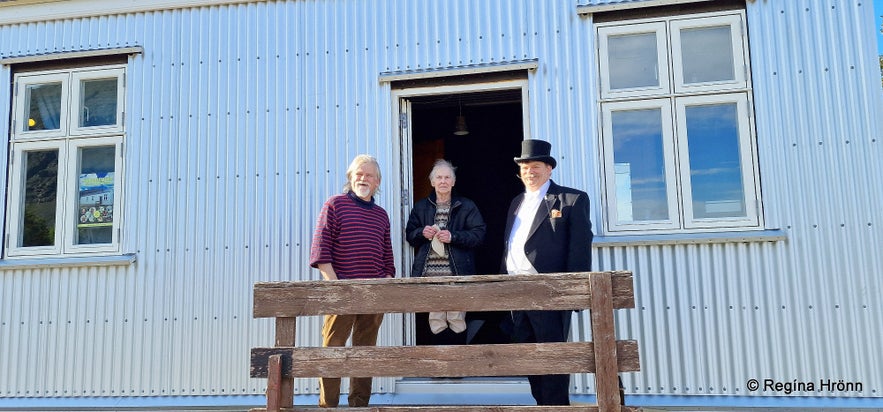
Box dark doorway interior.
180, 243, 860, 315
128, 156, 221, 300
408, 89, 525, 346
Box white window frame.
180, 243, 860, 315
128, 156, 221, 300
601, 98, 681, 231
69, 68, 126, 136
597, 10, 762, 235
6, 65, 125, 258
6, 140, 66, 256
670, 14, 748, 94
65, 137, 124, 254
598, 22, 670, 99
12, 72, 71, 140
675, 93, 759, 229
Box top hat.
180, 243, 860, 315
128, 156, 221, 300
513, 139, 556, 169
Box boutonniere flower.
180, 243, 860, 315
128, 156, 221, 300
550, 209, 562, 218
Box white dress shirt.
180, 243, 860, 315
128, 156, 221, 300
505, 180, 551, 275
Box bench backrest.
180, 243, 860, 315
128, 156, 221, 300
253, 272, 635, 316
250, 271, 638, 412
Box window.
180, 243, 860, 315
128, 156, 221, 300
597, 11, 761, 233
6, 66, 125, 257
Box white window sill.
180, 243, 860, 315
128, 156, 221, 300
0, 253, 136, 270
593, 229, 786, 247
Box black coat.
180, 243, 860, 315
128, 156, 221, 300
405, 192, 486, 277
501, 180, 593, 274
501, 180, 595, 405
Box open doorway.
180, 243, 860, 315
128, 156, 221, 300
404, 87, 526, 346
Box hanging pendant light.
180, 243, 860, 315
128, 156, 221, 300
453, 100, 469, 136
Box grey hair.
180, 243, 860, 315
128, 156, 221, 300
343, 154, 382, 194
428, 159, 457, 181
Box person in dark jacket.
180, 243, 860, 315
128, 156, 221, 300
502, 139, 593, 405
405, 159, 486, 340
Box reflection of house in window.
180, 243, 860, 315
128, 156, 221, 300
700, 199, 744, 218
614, 163, 633, 222
79, 172, 114, 206
79, 190, 113, 206
78, 172, 114, 227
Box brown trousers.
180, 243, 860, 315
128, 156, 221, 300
318, 313, 385, 407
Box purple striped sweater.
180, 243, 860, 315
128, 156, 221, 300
309, 192, 395, 279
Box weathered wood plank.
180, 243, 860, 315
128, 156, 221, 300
253, 272, 634, 318
248, 406, 642, 412
266, 355, 282, 412
251, 341, 639, 378
250, 272, 640, 412
274, 318, 296, 408
590, 273, 620, 411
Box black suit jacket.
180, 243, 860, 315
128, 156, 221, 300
502, 180, 593, 274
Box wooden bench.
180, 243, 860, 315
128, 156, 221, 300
250, 271, 640, 412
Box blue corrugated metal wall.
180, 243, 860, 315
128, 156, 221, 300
0, 0, 881, 409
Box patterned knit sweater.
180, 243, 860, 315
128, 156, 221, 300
422, 202, 452, 277
309, 192, 395, 279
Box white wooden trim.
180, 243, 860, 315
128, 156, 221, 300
379, 61, 538, 83
0, 46, 143, 65
577, 0, 712, 15
0, 0, 268, 25
0, 253, 136, 269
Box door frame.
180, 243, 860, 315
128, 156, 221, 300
390, 78, 531, 346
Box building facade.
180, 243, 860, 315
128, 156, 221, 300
1, 0, 881, 410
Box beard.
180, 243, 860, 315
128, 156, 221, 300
352, 184, 373, 199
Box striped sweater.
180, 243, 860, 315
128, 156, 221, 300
309, 192, 395, 279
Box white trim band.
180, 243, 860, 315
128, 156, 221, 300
0, 46, 143, 65
577, 0, 712, 15
379, 60, 538, 83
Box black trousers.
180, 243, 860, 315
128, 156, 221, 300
511, 309, 572, 405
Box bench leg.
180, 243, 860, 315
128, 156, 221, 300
591, 272, 621, 411
266, 354, 282, 412
274, 317, 296, 409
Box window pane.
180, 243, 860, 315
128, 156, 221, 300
21, 150, 59, 247
611, 108, 669, 222
25, 83, 63, 131
680, 26, 735, 84
685, 103, 746, 218
608, 32, 659, 90
79, 78, 118, 127
76, 146, 116, 245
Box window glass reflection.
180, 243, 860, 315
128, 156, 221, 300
76, 146, 116, 245
608, 32, 659, 90
680, 26, 735, 84
26, 83, 63, 131
611, 108, 669, 222
21, 150, 59, 247
685, 103, 746, 218
79, 78, 118, 127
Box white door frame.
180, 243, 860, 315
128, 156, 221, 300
390, 78, 531, 346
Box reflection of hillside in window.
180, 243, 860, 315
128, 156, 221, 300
22, 150, 59, 247
9, 65, 125, 257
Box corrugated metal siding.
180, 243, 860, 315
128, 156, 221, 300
0, 0, 881, 406
0, 0, 601, 400
740, 0, 883, 394
580, 0, 883, 400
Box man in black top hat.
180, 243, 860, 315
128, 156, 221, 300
502, 138, 594, 405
